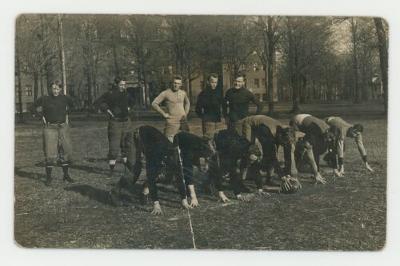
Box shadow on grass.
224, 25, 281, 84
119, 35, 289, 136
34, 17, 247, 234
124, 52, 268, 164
65, 184, 118, 206
69, 164, 112, 176
14, 167, 44, 183
83, 157, 108, 163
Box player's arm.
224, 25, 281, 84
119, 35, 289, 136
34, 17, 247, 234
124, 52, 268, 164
183, 92, 190, 118
30, 97, 43, 117
355, 133, 374, 172
242, 121, 252, 142
334, 137, 345, 176
195, 92, 204, 118
222, 91, 229, 119
151, 91, 169, 119
250, 92, 263, 114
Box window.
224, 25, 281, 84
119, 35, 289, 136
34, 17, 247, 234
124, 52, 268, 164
25, 86, 32, 96
254, 78, 260, 88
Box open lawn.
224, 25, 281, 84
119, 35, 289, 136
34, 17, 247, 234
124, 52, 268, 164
14, 104, 387, 250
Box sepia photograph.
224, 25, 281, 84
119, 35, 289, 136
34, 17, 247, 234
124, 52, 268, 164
14, 13, 387, 250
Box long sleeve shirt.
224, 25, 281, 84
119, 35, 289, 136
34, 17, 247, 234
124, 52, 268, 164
94, 89, 133, 120
223, 87, 262, 122
324, 116, 367, 159
241, 115, 283, 142
195, 87, 223, 122
152, 89, 190, 121
32, 95, 73, 124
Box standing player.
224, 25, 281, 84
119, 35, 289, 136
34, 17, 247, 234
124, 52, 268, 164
195, 73, 224, 138
31, 80, 74, 186
223, 73, 263, 133
152, 75, 190, 142
290, 114, 336, 184
324, 116, 374, 176
94, 77, 133, 174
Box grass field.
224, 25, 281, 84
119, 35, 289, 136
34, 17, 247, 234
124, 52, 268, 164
14, 105, 387, 250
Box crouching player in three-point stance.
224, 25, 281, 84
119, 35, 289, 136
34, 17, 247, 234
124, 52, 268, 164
208, 127, 299, 203
241, 115, 300, 193
112, 125, 215, 215
290, 114, 337, 184
31, 80, 75, 186
324, 116, 374, 177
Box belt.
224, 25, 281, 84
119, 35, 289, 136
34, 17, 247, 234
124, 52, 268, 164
46, 122, 66, 127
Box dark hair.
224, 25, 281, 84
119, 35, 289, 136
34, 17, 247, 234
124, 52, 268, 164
51, 80, 62, 87
173, 75, 183, 81
353, 124, 364, 133
234, 72, 246, 80
208, 73, 218, 81
114, 77, 126, 84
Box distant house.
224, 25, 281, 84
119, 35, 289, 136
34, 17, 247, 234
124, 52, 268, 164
15, 73, 42, 113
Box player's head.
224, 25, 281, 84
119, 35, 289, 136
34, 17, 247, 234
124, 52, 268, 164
197, 137, 218, 172
276, 126, 296, 147
172, 75, 183, 91
208, 73, 218, 90
117, 79, 127, 92
234, 73, 245, 89
347, 124, 364, 138
50, 80, 62, 96
325, 127, 340, 151
247, 143, 262, 164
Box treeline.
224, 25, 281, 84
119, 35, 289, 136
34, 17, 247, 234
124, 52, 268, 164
15, 14, 388, 115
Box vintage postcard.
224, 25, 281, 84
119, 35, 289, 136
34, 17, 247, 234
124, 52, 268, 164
14, 13, 387, 250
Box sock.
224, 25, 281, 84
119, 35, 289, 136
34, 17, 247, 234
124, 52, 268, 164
45, 166, 53, 178
62, 164, 69, 177
143, 186, 149, 195
109, 160, 116, 170
362, 155, 368, 163
338, 157, 344, 168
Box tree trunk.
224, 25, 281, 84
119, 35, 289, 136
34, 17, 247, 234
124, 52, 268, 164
142, 70, 151, 109
111, 35, 120, 78
40, 15, 52, 95
16, 55, 24, 123
57, 14, 67, 95
187, 65, 193, 103
350, 18, 360, 103
33, 71, 39, 102
266, 16, 276, 114
374, 18, 388, 114
85, 67, 93, 107
287, 18, 300, 113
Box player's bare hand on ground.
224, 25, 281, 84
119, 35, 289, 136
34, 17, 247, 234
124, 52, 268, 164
181, 198, 192, 210
151, 201, 163, 215
365, 162, 374, 173
257, 189, 271, 197
189, 197, 199, 208
218, 191, 230, 203
334, 169, 344, 177
314, 173, 327, 184
236, 194, 251, 202
281, 175, 292, 191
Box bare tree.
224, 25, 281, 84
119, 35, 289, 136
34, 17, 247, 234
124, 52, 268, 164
374, 17, 388, 114
255, 16, 281, 114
